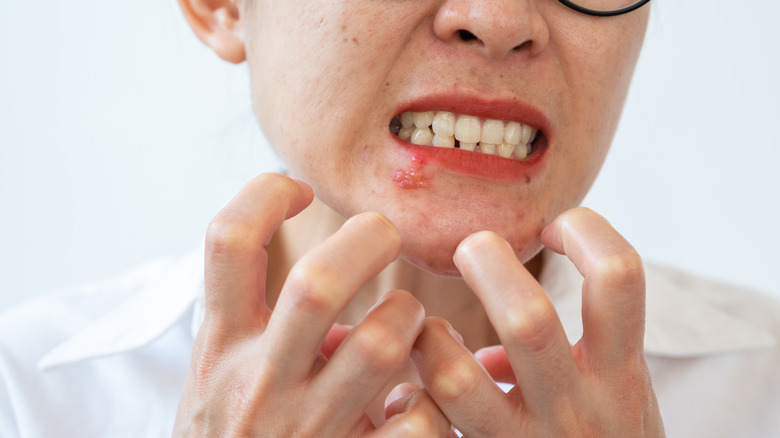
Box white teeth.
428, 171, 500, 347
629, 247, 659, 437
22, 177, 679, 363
433, 134, 455, 148
455, 115, 481, 143
411, 127, 434, 145
460, 142, 477, 152
520, 124, 536, 144
413, 111, 435, 129
479, 143, 497, 155
398, 126, 414, 141
504, 121, 522, 145
480, 119, 504, 145
497, 141, 515, 158
400, 112, 414, 128
514, 142, 529, 160
394, 110, 538, 161
432, 111, 455, 137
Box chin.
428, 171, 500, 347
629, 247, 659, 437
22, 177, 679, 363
398, 226, 545, 278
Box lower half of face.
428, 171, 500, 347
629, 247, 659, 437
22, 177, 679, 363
244, 1, 648, 275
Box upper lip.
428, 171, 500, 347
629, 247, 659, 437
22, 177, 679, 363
391, 90, 550, 138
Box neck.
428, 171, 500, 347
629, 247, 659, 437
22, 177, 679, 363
265, 196, 541, 352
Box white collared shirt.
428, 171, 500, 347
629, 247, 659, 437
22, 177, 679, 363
1, 249, 778, 437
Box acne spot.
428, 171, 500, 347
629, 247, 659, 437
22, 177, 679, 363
352, 37, 359, 45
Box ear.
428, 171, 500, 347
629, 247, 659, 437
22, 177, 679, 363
178, 0, 245, 63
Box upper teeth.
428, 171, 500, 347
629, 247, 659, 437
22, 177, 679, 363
392, 111, 538, 161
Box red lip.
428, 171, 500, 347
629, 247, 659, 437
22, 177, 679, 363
390, 92, 551, 181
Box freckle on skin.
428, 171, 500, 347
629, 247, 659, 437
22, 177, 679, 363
352, 37, 359, 45
525, 175, 531, 184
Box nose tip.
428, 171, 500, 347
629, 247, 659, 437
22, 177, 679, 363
434, 1, 549, 59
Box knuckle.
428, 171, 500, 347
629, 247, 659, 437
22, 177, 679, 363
205, 215, 256, 258
351, 322, 409, 372
396, 408, 442, 437
284, 261, 340, 315
430, 357, 480, 402
504, 295, 558, 352
593, 249, 645, 290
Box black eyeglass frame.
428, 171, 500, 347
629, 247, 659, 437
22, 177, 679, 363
558, 0, 650, 17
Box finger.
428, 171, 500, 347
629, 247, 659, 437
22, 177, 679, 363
384, 382, 422, 420
453, 231, 580, 413
264, 212, 402, 379
321, 323, 353, 360
541, 207, 646, 366
203, 173, 312, 334
375, 385, 454, 438
474, 345, 517, 385
411, 317, 513, 437
313, 289, 424, 425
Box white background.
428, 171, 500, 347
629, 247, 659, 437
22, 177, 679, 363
1, 0, 778, 313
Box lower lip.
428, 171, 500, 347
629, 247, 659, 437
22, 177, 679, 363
390, 134, 547, 183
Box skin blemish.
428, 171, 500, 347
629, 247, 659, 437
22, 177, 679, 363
393, 156, 430, 190
352, 37, 359, 45
525, 175, 531, 184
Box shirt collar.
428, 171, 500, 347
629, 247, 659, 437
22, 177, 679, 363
38, 249, 205, 371
539, 249, 776, 357
38, 247, 775, 370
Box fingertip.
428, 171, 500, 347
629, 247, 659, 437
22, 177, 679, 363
346, 211, 403, 255
289, 176, 314, 199
540, 207, 606, 255
453, 230, 511, 268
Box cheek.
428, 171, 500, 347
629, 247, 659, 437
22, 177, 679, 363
550, 13, 648, 192
246, 5, 420, 164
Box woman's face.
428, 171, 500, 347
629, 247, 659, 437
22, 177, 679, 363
241, 0, 649, 275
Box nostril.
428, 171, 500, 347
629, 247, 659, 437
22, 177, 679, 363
513, 41, 530, 51
457, 29, 478, 42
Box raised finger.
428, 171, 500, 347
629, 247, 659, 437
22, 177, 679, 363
203, 173, 312, 334
313, 289, 424, 425
541, 207, 646, 366
411, 317, 513, 437
264, 212, 402, 380
453, 231, 580, 414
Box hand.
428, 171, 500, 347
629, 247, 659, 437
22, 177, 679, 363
173, 173, 451, 437
411, 208, 665, 437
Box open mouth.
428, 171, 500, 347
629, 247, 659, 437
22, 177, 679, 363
390, 110, 541, 161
